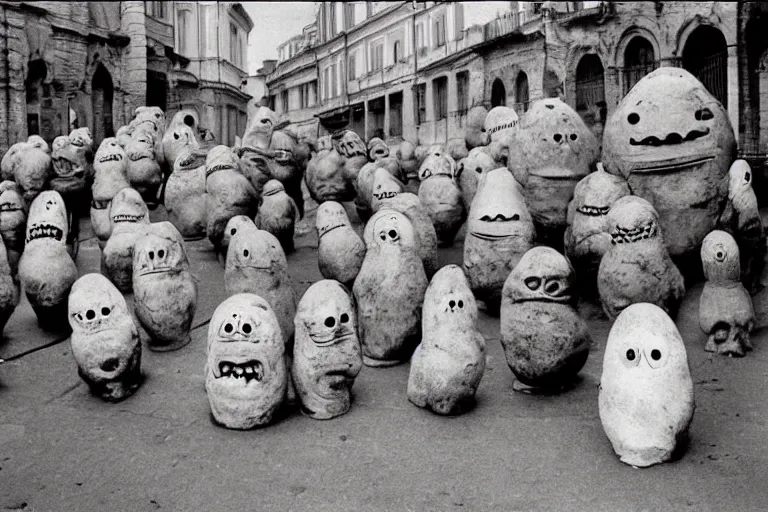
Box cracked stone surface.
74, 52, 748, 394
0, 206, 768, 511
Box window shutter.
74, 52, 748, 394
454, 4, 464, 40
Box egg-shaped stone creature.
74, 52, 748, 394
11, 138, 52, 206
218, 215, 256, 267
305, 136, 355, 204
463, 168, 535, 314
354, 209, 428, 366
255, 179, 299, 253
124, 129, 163, 201
164, 146, 208, 240
599, 303, 695, 468
91, 138, 131, 245
101, 188, 151, 293
293, 280, 362, 419
602, 67, 736, 258
316, 201, 366, 288
456, 147, 495, 212
132, 222, 198, 351
369, 168, 405, 214
417, 153, 466, 247
377, 192, 438, 279
465, 105, 490, 149
162, 111, 202, 168
0, 181, 27, 275
268, 129, 307, 218
408, 265, 485, 415
206, 293, 287, 429
69, 273, 142, 402
597, 196, 685, 320
500, 246, 592, 392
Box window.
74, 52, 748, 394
281, 90, 289, 113
389, 91, 403, 137
308, 80, 317, 106
370, 39, 384, 71
622, 36, 655, 95
323, 67, 330, 99
515, 71, 530, 114
415, 83, 426, 126
199, 4, 214, 58
348, 52, 357, 81
345, 3, 355, 30
329, 3, 337, 37
434, 12, 446, 48
331, 63, 338, 98
393, 40, 402, 63
456, 71, 469, 114
230, 24, 243, 67
368, 97, 385, 139
145, 1, 166, 19
416, 23, 426, 55
268, 95, 276, 110
177, 9, 190, 55
299, 84, 308, 109
434, 76, 448, 120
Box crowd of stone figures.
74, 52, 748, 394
0, 67, 764, 468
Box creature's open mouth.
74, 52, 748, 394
112, 213, 144, 223
129, 153, 151, 162
577, 205, 610, 216
611, 222, 657, 244
470, 232, 516, 241
373, 191, 397, 201
264, 189, 281, 197
216, 360, 263, 383
98, 154, 123, 163
70, 140, 85, 148
236, 264, 272, 271
53, 159, 85, 179
319, 223, 344, 237
308, 332, 353, 347
0, 202, 22, 212
206, 164, 235, 177
480, 214, 519, 222
28, 223, 63, 242
632, 156, 715, 173
138, 267, 173, 275
630, 128, 710, 147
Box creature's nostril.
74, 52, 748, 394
388, 229, 397, 238
100, 358, 120, 372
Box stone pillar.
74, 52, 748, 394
403, 84, 416, 144
603, 66, 621, 114
759, 69, 768, 154
6, 8, 28, 145
120, 1, 147, 116
447, 71, 458, 140
383, 93, 390, 139
727, 44, 739, 142
425, 78, 434, 145
363, 98, 369, 142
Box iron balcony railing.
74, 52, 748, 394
483, 10, 537, 41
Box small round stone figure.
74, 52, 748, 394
369, 167, 405, 213
463, 168, 535, 314
500, 246, 591, 393
268, 130, 308, 218
417, 153, 466, 247
0, 181, 27, 275
68, 273, 142, 402
255, 179, 299, 253
91, 138, 131, 245
407, 265, 486, 415
293, 280, 362, 419
457, 147, 495, 212
124, 129, 163, 201
316, 201, 366, 288
464, 105, 489, 149
354, 209, 428, 367
602, 67, 736, 259
164, 147, 208, 240
599, 303, 695, 468
132, 222, 198, 351
101, 188, 151, 293
206, 293, 287, 429
218, 215, 256, 266
18, 190, 78, 332
484, 106, 518, 166
377, 192, 439, 279
9, 137, 52, 206
224, 228, 297, 345
598, 196, 685, 320
699, 230, 754, 357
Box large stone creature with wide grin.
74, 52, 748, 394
602, 67, 736, 259
463, 168, 535, 314
206, 293, 287, 430
91, 138, 132, 245
68, 273, 142, 402
18, 190, 78, 331
50, 135, 88, 204
599, 303, 694, 468
508, 98, 599, 246
292, 280, 362, 420
102, 188, 151, 293
132, 222, 198, 351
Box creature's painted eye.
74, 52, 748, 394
173, 133, 180, 140
553, 134, 562, 143
626, 349, 636, 361
148, 251, 154, 259
524, 277, 541, 290
570, 134, 577, 141
224, 323, 234, 333
379, 233, 386, 241
745, 171, 751, 183
388, 229, 397, 238
695, 108, 714, 121
242, 323, 252, 334
627, 113, 640, 125
101, 307, 110, 316
243, 249, 249, 257
325, 317, 336, 328
340, 313, 349, 323
458, 300, 464, 308
86, 310, 96, 320
231, 228, 236, 235
544, 280, 561, 295
158, 249, 165, 258
476, 167, 482, 174
651, 349, 661, 361
449, 300, 456, 308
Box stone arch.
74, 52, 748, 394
515, 71, 529, 114
615, 27, 660, 96
491, 78, 506, 107
91, 62, 114, 146
25, 58, 48, 137
681, 24, 728, 105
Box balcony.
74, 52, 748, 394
483, 10, 539, 41
145, 14, 174, 48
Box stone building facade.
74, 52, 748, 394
0, 1, 253, 155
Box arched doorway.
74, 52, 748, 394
515, 71, 529, 115
623, 36, 655, 95
575, 54, 606, 134
25, 59, 48, 138
491, 78, 506, 107
91, 62, 114, 146
682, 25, 727, 106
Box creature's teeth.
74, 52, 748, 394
244, 366, 254, 374
234, 366, 244, 376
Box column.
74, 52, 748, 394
403, 84, 416, 143
425, 79, 434, 145
363, 98, 369, 142
383, 93, 390, 140
447, 71, 458, 141
726, 44, 739, 142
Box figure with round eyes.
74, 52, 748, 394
206, 293, 287, 429
69, 273, 142, 402
564, 164, 631, 294
355, 163, 401, 222
408, 265, 486, 414
224, 228, 296, 346
218, 215, 256, 267
602, 67, 736, 263
205, 145, 258, 252
316, 201, 366, 289
268, 130, 307, 219
293, 280, 362, 419
507, 98, 599, 248
463, 168, 535, 315
500, 246, 591, 392
456, 147, 495, 212
102, 188, 151, 293
377, 192, 438, 279
354, 209, 428, 366
369, 168, 404, 214
18, 191, 78, 332
50, 135, 88, 210
164, 146, 208, 240
0, 237, 19, 335
241, 106, 278, 150
465, 105, 490, 150
91, 138, 132, 246
716, 159, 766, 294
0, 181, 27, 275
699, 230, 754, 357
599, 302, 695, 468
124, 129, 163, 202
132, 222, 198, 351
597, 196, 685, 320
417, 153, 466, 247
131, 106, 167, 165
255, 179, 299, 254
162, 111, 203, 170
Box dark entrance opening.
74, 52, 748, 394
491, 78, 506, 107
92, 62, 114, 146
682, 25, 728, 106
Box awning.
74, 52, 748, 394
168, 69, 199, 87
315, 105, 350, 130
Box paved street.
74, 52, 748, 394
1, 204, 767, 512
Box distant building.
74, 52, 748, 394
244, 60, 277, 113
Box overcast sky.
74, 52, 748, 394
244, 2, 318, 74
